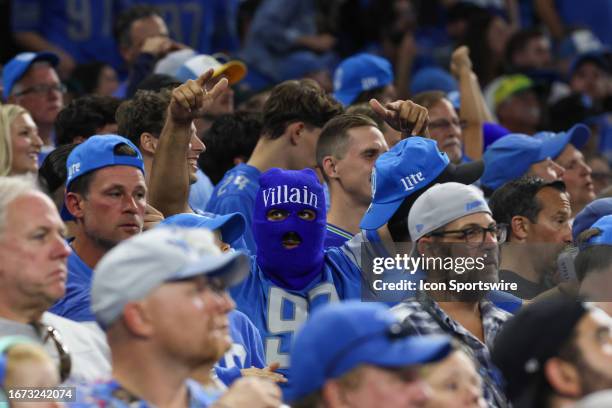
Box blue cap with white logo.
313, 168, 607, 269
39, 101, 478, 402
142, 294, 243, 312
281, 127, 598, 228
62, 135, 145, 220
333, 53, 394, 106
360, 137, 484, 230
2, 52, 59, 99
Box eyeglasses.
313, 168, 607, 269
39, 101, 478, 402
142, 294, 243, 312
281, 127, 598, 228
12, 83, 66, 97
428, 224, 507, 245
324, 322, 412, 377
42, 325, 72, 382
428, 118, 466, 131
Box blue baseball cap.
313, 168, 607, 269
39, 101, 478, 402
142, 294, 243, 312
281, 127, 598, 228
534, 123, 591, 155
333, 53, 394, 106
481, 133, 569, 191
62, 135, 145, 220
288, 301, 452, 402
159, 212, 246, 244
360, 137, 484, 230
574, 199, 612, 243
584, 215, 612, 246
568, 50, 611, 79
483, 122, 510, 150
410, 66, 458, 95
3, 52, 60, 99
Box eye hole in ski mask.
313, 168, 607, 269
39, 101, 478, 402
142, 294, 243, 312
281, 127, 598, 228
253, 168, 326, 290
266, 209, 317, 249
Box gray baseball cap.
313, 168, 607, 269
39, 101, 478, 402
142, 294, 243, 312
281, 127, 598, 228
408, 182, 491, 241
91, 227, 250, 328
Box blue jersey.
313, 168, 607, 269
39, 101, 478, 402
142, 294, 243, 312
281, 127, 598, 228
189, 169, 215, 214
206, 163, 261, 253
214, 309, 266, 386
324, 223, 353, 248
11, 0, 130, 72
230, 252, 362, 383
49, 251, 95, 322
139, 0, 240, 53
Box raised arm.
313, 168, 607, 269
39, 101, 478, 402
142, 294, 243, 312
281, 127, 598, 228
147, 69, 228, 216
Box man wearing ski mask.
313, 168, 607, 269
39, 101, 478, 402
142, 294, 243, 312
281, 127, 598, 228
230, 168, 362, 385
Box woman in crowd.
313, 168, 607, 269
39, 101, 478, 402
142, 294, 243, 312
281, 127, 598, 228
0, 105, 42, 176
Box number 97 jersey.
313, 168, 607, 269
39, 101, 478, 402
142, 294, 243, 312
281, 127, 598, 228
230, 249, 362, 385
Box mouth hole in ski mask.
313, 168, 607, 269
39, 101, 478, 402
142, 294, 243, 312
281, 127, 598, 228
282, 231, 303, 249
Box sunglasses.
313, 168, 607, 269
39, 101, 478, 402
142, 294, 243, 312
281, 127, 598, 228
35, 324, 72, 383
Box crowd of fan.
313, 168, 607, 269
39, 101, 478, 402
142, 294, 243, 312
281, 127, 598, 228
0, 0, 612, 407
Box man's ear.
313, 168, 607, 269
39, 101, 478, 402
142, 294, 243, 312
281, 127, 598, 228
322, 156, 338, 180
122, 302, 155, 338
287, 122, 306, 146
140, 132, 158, 155
417, 236, 434, 257
64, 192, 85, 219
510, 215, 529, 242
545, 357, 582, 399
322, 379, 352, 407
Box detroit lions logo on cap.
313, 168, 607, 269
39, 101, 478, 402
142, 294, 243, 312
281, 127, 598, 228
465, 200, 484, 211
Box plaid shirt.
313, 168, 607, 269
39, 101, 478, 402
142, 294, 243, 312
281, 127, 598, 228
391, 292, 511, 408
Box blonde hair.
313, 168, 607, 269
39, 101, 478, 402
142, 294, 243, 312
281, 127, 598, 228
0, 104, 29, 176
4, 343, 57, 388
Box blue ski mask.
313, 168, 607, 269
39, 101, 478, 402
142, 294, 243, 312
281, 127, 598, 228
253, 168, 326, 290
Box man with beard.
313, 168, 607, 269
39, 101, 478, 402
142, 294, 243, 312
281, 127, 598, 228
489, 177, 572, 299
85, 227, 283, 407
492, 295, 612, 408
230, 168, 362, 384
391, 182, 511, 408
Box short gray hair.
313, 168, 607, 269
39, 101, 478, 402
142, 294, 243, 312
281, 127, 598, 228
0, 175, 40, 236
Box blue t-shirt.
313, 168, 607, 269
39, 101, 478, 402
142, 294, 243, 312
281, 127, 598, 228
206, 163, 261, 253
11, 0, 130, 72
189, 169, 215, 214
230, 252, 362, 384
49, 251, 95, 322
324, 223, 353, 248
214, 309, 266, 386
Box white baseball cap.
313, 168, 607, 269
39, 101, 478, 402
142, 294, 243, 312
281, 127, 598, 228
91, 227, 249, 328
408, 182, 491, 241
